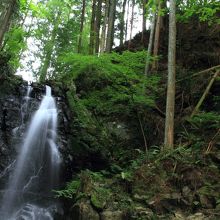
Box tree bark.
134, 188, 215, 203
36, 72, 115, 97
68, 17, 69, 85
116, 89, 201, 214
95, 0, 102, 53
89, 0, 97, 54
119, 0, 127, 46
128, 0, 135, 49
105, 0, 116, 53
144, 12, 156, 75
0, 0, 16, 47
125, 0, 130, 42
164, 0, 176, 149
78, 0, 86, 53
100, 0, 109, 53
152, 2, 162, 70
141, 0, 147, 44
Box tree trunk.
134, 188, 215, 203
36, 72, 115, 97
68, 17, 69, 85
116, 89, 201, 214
119, 0, 127, 46
89, 0, 97, 54
78, 0, 86, 53
105, 0, 116, 53
164, 0, 176, 149
0, 0, 16, 47
95, 0, 102, 53
152, 2, 162, 70
128, 0, 135, 49
141, 0, 147, 44
125, 0, 130, 42
100, 0, 109, 53
144, 11, 156, 75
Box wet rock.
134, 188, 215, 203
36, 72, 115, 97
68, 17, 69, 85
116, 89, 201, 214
70, 200, 99, 220
100, 210, 124, 220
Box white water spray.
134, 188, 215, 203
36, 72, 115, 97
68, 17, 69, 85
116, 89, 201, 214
0, 86, 60, 220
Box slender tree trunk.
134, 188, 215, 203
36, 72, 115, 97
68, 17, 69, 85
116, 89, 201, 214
100, 0, 109, 53
105, 0, 116, 53
164, 0, 176, 149
89, 0, 97, 54
0, 0, 16, 47
110, 0, 116, 51
144, 12, 156, 75
78, 0, 86, 53
95, 0, 102, 53
128, 0, 135, 49
125, 0, 130, 42
152, 2, 162, 70
141, 0, 147, 44
119, 0, 127, 46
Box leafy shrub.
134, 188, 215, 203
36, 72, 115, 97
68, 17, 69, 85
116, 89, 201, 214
55, 179, 81, 199
56, 51, 160, 117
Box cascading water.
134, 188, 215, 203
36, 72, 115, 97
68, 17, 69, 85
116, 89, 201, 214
21, 85, 33, 124
0, 86, 61, 220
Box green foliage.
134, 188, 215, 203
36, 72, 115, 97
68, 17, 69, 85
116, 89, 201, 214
55, 51, 161, 158
155, 146, 196, 164
4, 27, 27, 69
55, 179, 81, 199
177, 0, 220, 24
86, 170, 104, 182
190, 112, 220, 129
91, 187, 111, 210
55, 170, 109, 202
57, 51, 159, 117
146, 0, 167, 18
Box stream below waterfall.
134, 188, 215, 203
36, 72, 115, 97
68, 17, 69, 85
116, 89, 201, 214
0, 85, 61, 220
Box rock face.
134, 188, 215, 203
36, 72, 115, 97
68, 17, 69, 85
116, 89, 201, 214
0, 81, 28, 185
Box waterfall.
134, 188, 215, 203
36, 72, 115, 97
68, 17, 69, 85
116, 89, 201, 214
0, 85, 60, 220
21, 85, 33, 124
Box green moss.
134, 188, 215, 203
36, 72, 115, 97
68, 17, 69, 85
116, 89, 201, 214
91, 187, 111, 210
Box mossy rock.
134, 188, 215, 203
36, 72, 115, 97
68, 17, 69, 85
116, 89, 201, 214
91, 187, 111, 211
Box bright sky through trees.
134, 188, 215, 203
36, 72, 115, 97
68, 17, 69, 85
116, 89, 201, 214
16, 1, 145, 82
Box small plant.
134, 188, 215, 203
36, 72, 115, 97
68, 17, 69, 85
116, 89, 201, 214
55, 179, 81, 199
